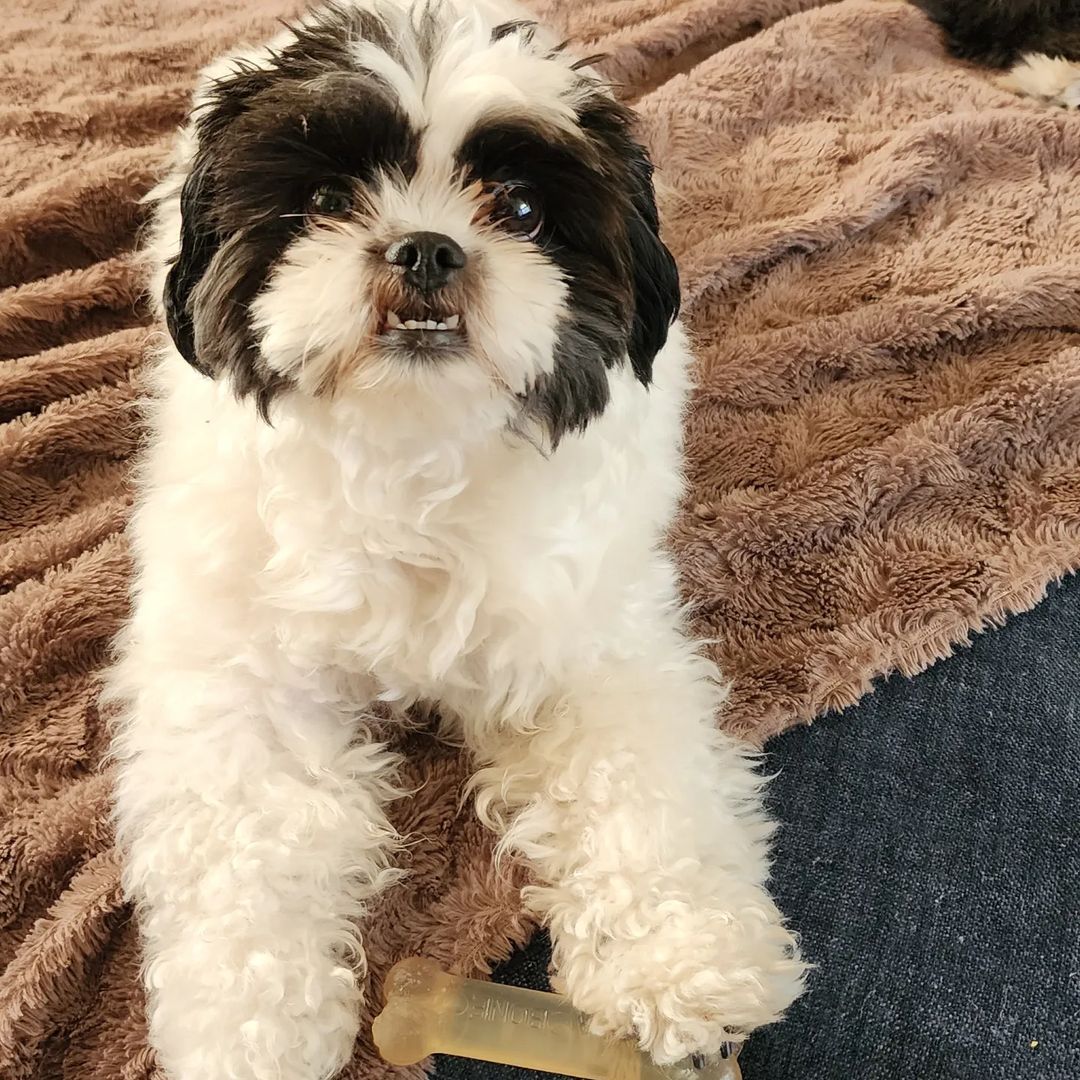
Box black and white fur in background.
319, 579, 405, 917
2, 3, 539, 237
912, 0, 1080, 106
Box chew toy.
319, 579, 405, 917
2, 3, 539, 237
372, 957, 743, 1080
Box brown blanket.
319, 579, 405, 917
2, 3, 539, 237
3, 1, 1080, 1076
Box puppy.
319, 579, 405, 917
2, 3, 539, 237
911, 0, 1080, 106
105, 3, 805, 1078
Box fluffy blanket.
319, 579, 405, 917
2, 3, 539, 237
2, 1, 1079, 1077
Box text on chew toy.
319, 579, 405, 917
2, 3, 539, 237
457, 988, 592, 1034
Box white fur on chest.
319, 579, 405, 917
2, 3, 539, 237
133, 331, 691, 726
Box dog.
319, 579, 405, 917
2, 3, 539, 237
911, 1, 1080, 106
104, 2, 807, 1078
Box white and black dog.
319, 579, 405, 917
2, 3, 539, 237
912, 0, 1080, 106
106, 2, 806, 1079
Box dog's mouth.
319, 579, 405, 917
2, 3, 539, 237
378, 302, 465, 340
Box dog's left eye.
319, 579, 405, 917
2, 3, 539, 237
489, 183, 543, 240
306, 182, 353, 219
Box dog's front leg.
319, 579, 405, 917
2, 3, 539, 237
109, 663, 400, 1080
469, 635, 806, 1064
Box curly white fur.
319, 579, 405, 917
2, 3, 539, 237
105, 3, 806, 1078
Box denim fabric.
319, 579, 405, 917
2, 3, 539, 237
431, 573, 1080, 1080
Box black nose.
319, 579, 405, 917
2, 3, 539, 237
385, 231, 466, 292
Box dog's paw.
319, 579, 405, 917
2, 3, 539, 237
551, 898, 806, 1064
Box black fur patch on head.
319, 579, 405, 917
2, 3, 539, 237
163, 3, 419, 415
909, 0, 1080, 67
456, 93, 679, 443
576, 96, 681, 386
282, 1, 400, 66
491, 19, 538, 46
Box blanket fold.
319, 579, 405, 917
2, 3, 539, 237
2, 0, 1079, 1076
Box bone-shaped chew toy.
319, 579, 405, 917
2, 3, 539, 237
372, 957, 743, 1080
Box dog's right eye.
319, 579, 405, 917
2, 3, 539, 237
487, 182, 543, 240
306, 182, 353, 219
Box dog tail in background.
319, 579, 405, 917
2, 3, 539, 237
910, 1, 1080, 106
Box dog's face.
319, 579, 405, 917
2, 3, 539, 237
163, 1, 679, 441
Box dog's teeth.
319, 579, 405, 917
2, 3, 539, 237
387, 311, 460, 333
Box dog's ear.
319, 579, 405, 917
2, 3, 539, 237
624, 144, 680, 385
163, 155, 220, 375
572, 94, 681, 384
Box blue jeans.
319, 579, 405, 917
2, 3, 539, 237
432, 573, 1080, 1080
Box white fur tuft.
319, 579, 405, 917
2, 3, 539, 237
999, 51, 1080, 107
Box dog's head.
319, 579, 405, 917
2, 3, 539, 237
161, 1, 679, 441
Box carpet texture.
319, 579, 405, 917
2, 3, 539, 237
3, 1, 1080, 1078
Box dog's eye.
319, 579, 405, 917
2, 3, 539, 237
489, 183, 543, 240
306, 182, 353, 219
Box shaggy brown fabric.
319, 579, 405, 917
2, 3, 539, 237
3, 0, 1080, 1077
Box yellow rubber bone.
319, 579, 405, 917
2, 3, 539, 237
372, 957, 743, 1080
